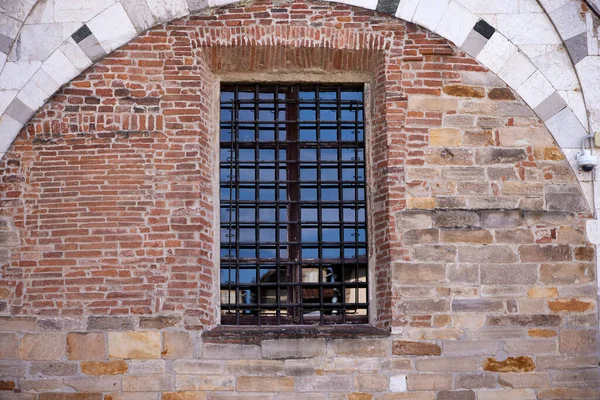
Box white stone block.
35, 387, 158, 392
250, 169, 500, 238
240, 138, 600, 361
62, 22, 83, 40
549, 0, 587, 40
476, 33, 518, 74
576, 56, 600, 110
586, 13, 599, 56
0, 0, 37, 21
0, 91, 18, 115
9, 23, 64, 61
455, 0, 519, 14
53, 0, 116, 23
586, 218, 600, 245
60, 38, 92, 70
537, 0, 570, 13
27, 0, 55, 24
41, 49, 79, 87
532, 47, 579, 91
122, 0, 157, 33
207, 0, 239, 5
545, 107, 589, 148
516, 70, 555, 108
413, 0, 449, 32
0, 52, 6, 72
396, 0, 420, 21
390, 375, 407, 392
0, 13, 21, 40
497, 51, 536, 88
558, 90, 588, 129
435, 1, 479, 47
146, 0, 190, 23
0, 61, 41, 90
30, 68, 60, 97
518, 0, 543, 13
18, 82, 48, 111
496, 12, 562, 46
88, 3, 137, 54
0, 115, 23, 154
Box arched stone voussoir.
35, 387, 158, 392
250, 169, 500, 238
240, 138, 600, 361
0, 0, 590, 163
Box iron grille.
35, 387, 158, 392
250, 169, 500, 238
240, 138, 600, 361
219, 83, 368, 325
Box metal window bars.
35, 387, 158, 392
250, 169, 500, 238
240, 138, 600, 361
219, 83, 368, 325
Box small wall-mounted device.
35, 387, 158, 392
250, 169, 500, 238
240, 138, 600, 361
576, 135, 598, 172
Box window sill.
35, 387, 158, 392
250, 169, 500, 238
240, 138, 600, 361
202, 325, 389, 344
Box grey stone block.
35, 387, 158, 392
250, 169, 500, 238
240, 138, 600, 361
186, 0, 209, 12
0, 33, 12, 54
534, 91, 567, 122
461, 30, 488, 58
565, 32, 588, 65
77, 34, 106, 62
122, 0, 157, 33
87, 316, 136, 330
376, 0, 401, 14
5, 97, 34, 124
544, 184, 589, 212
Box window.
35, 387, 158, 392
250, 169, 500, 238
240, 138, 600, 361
219, 83, 368, 325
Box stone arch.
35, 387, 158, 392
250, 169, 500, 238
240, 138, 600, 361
0, 0, 591, 161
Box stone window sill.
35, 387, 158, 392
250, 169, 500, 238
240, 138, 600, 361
202, 325, 389, 344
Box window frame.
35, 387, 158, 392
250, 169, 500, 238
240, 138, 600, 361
217, 81, 372, 327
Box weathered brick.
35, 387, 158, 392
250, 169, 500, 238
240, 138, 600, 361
67, 333, 106, 361
237, 377, 294, 392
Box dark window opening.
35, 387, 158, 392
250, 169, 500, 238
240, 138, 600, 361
219, 83, 368, 325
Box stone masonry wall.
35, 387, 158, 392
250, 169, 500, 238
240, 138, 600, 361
0, 1, 598, 399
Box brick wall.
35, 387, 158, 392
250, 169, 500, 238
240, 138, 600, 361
0, 1, 598, 398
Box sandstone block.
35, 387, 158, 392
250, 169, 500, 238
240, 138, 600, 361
378, 393, 436, 400
237, 377, 294, 392
528, 329, 557, 338
503, 339, 557, 354
438, 390, 476, 400
443, 85, 484, 98
480, 210, 522, 228
284, 359, 314, 376
443, 340, 498, 356
463, 130, 494, 147
495, 228, 534, 243
448, 264, 479, 283
392, 341, 440, 356
476, 389, 536, 400
203, 343, 260, 360
297, 376, 352, 392
441, 229, 492, 244
456, 373, 496, 389
536, 355, 599, 370
162, 393, 208, 400
452, 299, 503, 313
406, 197, 436, 210
407, 374, 452, 391
139, 316, 182, 329
551, 369, 600, 387
548, 299, 594, 312
408, 96, 458, 111
380, 358, 412, 371
426, 148, 474, 165
227, 360, 283, 375
545, 184, 589, 212
352, 375, 387, 392
430, 128, 461, 146
540, 263, 595, 284
128, 360, 165, 374
480, 264, 537, 284
162, 331, 193, 358
538, 388, 600, 399
30, 361, 78, 376
19, 333, 66, 361
122, 374, 175, 391
519, 245, 571, 262
63, 376, 121, 392
433, 210, 479, 228
331, 339, 387, 357
412, 245, 456, 262
443, 166, 486, 180
416, 357, 479, 372
404, 229, 439, 244
458, 246, 518, 263
498, 372, 550, 388
527, 287, 558, 298
0, 317, 36, 332
0, 380, 16, 390
172, 360, 223, 375
39, 394, 103, 400
108, 331, 161, 359
483, 356, 535, 372
262, 339, 325, 359
88, 316, 136, 330
476, 148, 527, 164
487, 315, 561, 327
396, 211, 433, 230
0, 333, 18, 359
67, 333, 106, 361
393, 263, 446, 284
176, 375, 234, 391
348, 394, 373, 400
488, 88, 515, 100
81, 360, 128, 376
398, 299, 450, 315
559, 329, 598, 354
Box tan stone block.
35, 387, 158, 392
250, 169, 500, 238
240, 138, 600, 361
378, 393, 436, 400
407, 328, 464, 340
527, 287, 558, 298
104, 394, 159, 400
108, 331, 160, 359
416, 357, 479, 372
441, 229, 492, 244
392, 341, 440, 356
347, 394, 373, 400
62, 376, 121, 392
354, 374, 388, 392
408, 96, 458, 111
261, 339, 325, 359
162, 331, 193, 358
226, 360, 283, 375
528, 329, 557, 338
538, 388, 600, 399
548, 299, 594, 312
454, 315, 485, 329
212, 395, 273, 400
406, 197, 436, 210
128, 360, 165, 374
430, 128, 461, 146
407, 374, 452, 390
202, 343, 261, 360
0, 333, 19, 359
393, 263, 446, 284
172, 360, 222, 375
330, 338, 387, 357
19, 333, 66, 361
380, 358, 412, 371
317, 357, 377, 375
162, 393, 207, 400
426, 148, 474, 165
502, 182, 543, 195
176, 375, 234, 391
559, 329, 598, 354
39, 394, 103, 400
0, 317, 37, 332
81, 360, 128, 376
20, 378, 66, 391
122, 374, 174, 392
499, 127, 553, 147
476, 389, 536, 400
296, 376, 352, 392
540, 263, 595, 284
498, 372, 550, 388
237, 376, 294, 392
67, 333, 106, 360
483, 356, 535, 372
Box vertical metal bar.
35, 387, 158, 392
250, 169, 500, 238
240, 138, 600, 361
337, 85, 346, 323
254, 84, 261, 326
274, 83, 281, 325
